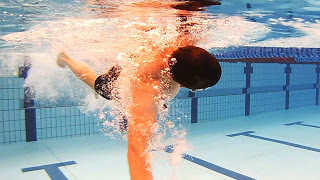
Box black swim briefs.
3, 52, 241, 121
94, 65, 168, 109
94, 65, 122, 100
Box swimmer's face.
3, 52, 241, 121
169, 46, 221, 90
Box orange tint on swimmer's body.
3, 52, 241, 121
56, 30, 191, 180
127, 33, 192, 180
57, 1, 222, 180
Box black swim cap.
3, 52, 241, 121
169, 46, 221, 90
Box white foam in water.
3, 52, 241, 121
197, 16, 271, 48
199, 16, 320, 48
252, 18, 320, 48
0, 0, 190, 149
0, 53, 25, 76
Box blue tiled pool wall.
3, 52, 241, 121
0, 77, 26, 143
33, 90, 104, 140
0, 64, 102, 144
1, 49, 320, 144
167, 97, 192, 124
36, 106, 100, 140
193, 62, 319, 121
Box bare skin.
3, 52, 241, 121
126, 42, 186, 180
56, 26, 188, 180
56, 46, 182, 180
127, 78, 160, 180
57, 52, 98, 89
56, 0, 219, 179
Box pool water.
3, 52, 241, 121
1, 0, 320, 180
1, 107, 320, 180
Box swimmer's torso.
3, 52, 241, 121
116, 0, 198, 105
131, 59, 181, 104
130, 43, 184, 104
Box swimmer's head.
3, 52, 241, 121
169, 46, 221, 90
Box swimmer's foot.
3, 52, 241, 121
56, 51, 69, 68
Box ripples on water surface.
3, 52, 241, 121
1, 0, 320, 48
0, 1, 320, 170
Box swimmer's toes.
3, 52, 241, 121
57, 57, 66, 68
57, 52, 67, 68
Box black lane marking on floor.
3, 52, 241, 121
284, 121, 320, 129
227, 131, 320, 152
161, 145, 256, 180
22, 161, 77, 180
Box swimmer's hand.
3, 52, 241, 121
57, 51, 69, 68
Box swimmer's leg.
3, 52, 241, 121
57, 52, 99, 89
128, 114, 155, 180
128, 82, 158, 180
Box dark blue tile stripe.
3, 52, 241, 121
163, 145, 256, 180
283, 121, 304, 126
19, 65, 37, 142
286, 84, 314, 91
22, 161, 77, 180
316, 89, 319, 106
227, 131, 255, 137
189, 91, 198, 123
284, 121, 320, 129
191, 98, 198, 123
246, 86, 284, 94
316, 64, 320, 105
195, 88, 244, 97
244, 63, 253, 116
285, 64, 291, 110
300, 123, 320, 129
192, 83, 319, 98
227, 131, 320, 152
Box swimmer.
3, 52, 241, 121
57, 1, 222, 180
57, 46, 221, 180
171, 0, 221, 11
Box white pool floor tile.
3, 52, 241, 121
1, 106, 320, 180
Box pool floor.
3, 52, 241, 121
1, 106, 320, 180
